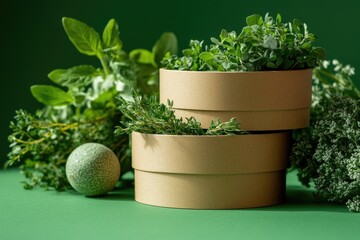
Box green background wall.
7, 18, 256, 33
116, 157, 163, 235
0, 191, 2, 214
1, 0, 359, 165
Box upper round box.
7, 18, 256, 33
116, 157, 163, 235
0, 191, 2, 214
160, 68, 312, 131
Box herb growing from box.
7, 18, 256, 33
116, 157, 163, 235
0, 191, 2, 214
116, 92, 290, 209
160, 13, 324, 131
162, 13, 325, 71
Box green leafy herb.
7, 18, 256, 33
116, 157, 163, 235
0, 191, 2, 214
115, 91, 247, 136
7, 108, 127, 191
163, 13, 325, 71
62, 17, 102, 56
290, 59, 360, 212
152, 32, 178, 66
30, 85, 74, 106
292, 97, 360, 212
102, 18, 123, 51
6, 17, 177, 191
48, 65, 99, 88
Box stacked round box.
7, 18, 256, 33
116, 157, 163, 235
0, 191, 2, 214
132, 68, 312, 209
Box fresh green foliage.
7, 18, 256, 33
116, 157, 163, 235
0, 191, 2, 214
63, 17, 103, 57
152, 32, 178, 66
102, 18, 123, 51
292, 97, 360, 212
30, 85, 74, 106
163, 13, 325, 71
48, 65, 100, 88
290, 60, 360, 212
115, 91, 246, 136
6, 17, 177, 191
7, 109, 126, 191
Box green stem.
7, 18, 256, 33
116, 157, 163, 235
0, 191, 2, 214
97, 52, 111, 76
315, 68, 338, 84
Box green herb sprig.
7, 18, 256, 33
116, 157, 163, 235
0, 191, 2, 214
163, 13, 325, 71
7, 108, 127, 190
115, 91, 247, 136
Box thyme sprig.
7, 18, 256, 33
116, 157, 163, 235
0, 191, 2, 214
115, 91, 247, 136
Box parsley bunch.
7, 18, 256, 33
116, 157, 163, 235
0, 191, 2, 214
163, 13, 325, 71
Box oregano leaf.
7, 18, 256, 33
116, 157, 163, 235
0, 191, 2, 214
246, 14, 262, 26
199, 52, 214, 61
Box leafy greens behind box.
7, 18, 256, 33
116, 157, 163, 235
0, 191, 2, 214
290, 60, 360, 212
6, 17, 177, 191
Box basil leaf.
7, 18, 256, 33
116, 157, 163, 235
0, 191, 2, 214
102, 18, 122, 50
130, 49, 154, 64
48, 65, 99, 88
152, 32, 178, 66
31, 85, 74, 106
62, 17, 102, 56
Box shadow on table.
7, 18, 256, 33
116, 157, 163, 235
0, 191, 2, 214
87, 180, 135, 201
258, 185, 347, 213
86, 181, 348, 213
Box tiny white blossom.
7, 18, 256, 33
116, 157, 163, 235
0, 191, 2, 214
332, 59, 339, 65
322, 60, 330, 68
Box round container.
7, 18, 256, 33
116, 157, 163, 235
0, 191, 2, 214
132, 131, 290, 209
160, 69, 312, 131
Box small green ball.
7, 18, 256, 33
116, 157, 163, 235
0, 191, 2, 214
66, 143, 120, 196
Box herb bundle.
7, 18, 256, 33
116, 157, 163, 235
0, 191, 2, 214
115, 91, 247, 136
162, 13, 325, 71
290, 60, 360, 212
6, 17, 177, 191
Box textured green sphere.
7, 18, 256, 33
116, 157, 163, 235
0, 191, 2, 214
66, 143, 120, 196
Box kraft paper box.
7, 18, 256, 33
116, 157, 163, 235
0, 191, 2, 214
132, 132, 290, 209
160, 69, 312, 131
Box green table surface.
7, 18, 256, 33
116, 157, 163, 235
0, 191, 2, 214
0, 170, 359, 240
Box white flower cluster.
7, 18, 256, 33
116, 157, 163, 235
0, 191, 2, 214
312, 98, 360, 212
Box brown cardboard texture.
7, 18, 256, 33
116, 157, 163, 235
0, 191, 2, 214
132, 132, 290, 209
160, 69, 312, 130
